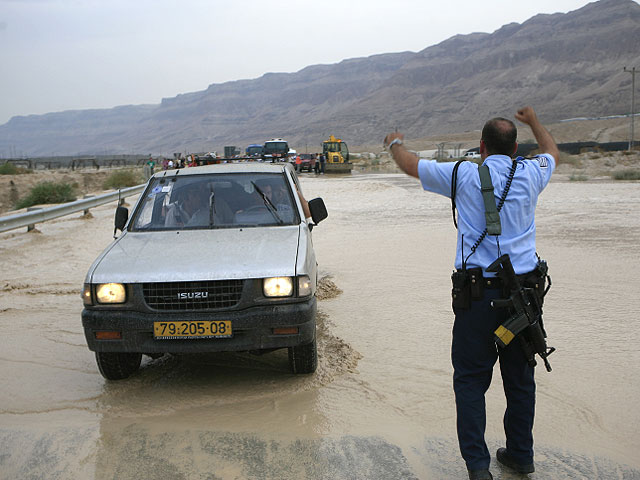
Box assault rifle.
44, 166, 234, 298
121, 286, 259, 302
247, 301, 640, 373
487, 254, 555, 372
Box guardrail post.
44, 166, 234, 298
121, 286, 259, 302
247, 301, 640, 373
83, 195, 95, 215
26, 207, 42, 232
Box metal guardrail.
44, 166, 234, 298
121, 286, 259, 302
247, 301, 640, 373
0, 184, 145, 234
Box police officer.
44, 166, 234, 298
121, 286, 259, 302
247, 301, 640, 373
384, 106, 559, 480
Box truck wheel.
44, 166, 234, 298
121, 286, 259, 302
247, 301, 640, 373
288, 338, 317, 374
95, 352, 142, 380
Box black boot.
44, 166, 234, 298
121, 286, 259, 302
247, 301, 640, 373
467, 469, 493, 480
496, 447, 535, 474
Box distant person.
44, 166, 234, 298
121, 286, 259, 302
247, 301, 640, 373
384, 106, 559, 480
317, 153, 325, 174
146, 157, 155, 175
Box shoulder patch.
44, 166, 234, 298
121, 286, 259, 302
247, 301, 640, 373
534, 155, 549, 168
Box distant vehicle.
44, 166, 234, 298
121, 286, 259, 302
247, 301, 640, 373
322, 135, 352, 173
81, 162, 329, 380
194, 152, 221, 166
246, 144, 264, 157
263, 138, 289, 161
295, 153, 316, 173
463, 150, 481, 160
224, 146, 241, 158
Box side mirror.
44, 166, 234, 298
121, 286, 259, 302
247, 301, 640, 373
114, 206, 129, 235
308, 198, 328, 225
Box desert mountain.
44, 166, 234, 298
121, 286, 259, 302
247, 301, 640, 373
1, 0, 639, 156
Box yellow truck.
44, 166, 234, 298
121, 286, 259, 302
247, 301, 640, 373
322, 135, 352, 173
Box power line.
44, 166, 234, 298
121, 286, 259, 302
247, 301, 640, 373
623, 66, 637, 150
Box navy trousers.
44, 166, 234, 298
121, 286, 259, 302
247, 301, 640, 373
451, 287, 536, 470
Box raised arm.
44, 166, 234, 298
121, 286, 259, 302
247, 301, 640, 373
383, 132, 420, 178
515, 106, 560, 162
295, 186, 311, 219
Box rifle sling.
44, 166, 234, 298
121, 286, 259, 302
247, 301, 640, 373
478, 164, 502, 236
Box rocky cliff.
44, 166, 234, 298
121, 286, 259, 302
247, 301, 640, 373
1, 0, 638, 156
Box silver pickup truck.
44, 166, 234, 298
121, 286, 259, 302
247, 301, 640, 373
81, 162, 327, 380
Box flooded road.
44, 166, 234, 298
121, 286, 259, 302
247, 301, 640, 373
1, 172, 639, 479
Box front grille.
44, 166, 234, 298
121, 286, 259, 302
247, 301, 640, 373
143, 280, 244, 311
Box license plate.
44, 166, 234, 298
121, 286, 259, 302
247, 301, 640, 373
153, 321, 232, 339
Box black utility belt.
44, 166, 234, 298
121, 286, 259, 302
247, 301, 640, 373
451, 265, 547, 310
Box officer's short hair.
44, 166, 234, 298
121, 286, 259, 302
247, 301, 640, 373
482, 117, 517, 156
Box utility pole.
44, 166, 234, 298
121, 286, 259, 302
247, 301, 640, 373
624, 66, 637, 150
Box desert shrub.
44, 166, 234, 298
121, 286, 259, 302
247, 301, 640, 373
0, 163, 32, 175
569, 174, 588, 181
613, 169, 640, 180
102, 169, 144, 189
15, 181, 77, 209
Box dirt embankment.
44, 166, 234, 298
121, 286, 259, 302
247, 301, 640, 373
2, 114, 639, 216
0, 169, 121, 215
3, 152, 639, 215
352, 149, 640, 180
352, 116, 633, 152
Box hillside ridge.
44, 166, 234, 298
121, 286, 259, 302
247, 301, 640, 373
1, 0, 639, 156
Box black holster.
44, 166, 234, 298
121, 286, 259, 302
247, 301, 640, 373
521, 259, 550, 307
451, 267, 483, 310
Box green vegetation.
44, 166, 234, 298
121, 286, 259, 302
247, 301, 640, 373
15, 181, 77, 209
613, 169, 640, 180
0, 163, 32, 175
102, 169, 144, 189
569, 174, 589, 181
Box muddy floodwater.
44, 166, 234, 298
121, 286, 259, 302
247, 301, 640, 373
1, 172, 639, 479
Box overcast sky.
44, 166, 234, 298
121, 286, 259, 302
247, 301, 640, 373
0, 0, 613, 125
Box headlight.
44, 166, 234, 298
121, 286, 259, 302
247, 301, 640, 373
263, 277, 293, 297
298, 275, 312, 297
95, 283, 126, 304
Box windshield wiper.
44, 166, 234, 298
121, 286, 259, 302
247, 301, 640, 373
251, 181, 283, 224
208, 189, 216, 227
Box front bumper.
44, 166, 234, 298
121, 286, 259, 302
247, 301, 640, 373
82, 299, 316, 354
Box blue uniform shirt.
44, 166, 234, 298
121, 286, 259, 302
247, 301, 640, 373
417, 154, 555, 275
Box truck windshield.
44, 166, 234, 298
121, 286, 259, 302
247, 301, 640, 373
264, 142, 288, 154
130, 173, 300, 231
323, 142, 340, 153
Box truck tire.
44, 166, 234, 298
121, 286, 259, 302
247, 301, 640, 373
288, 338, 317, 374
95, 352, 142, 380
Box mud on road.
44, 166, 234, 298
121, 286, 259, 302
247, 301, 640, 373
1, 172, 639, 479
